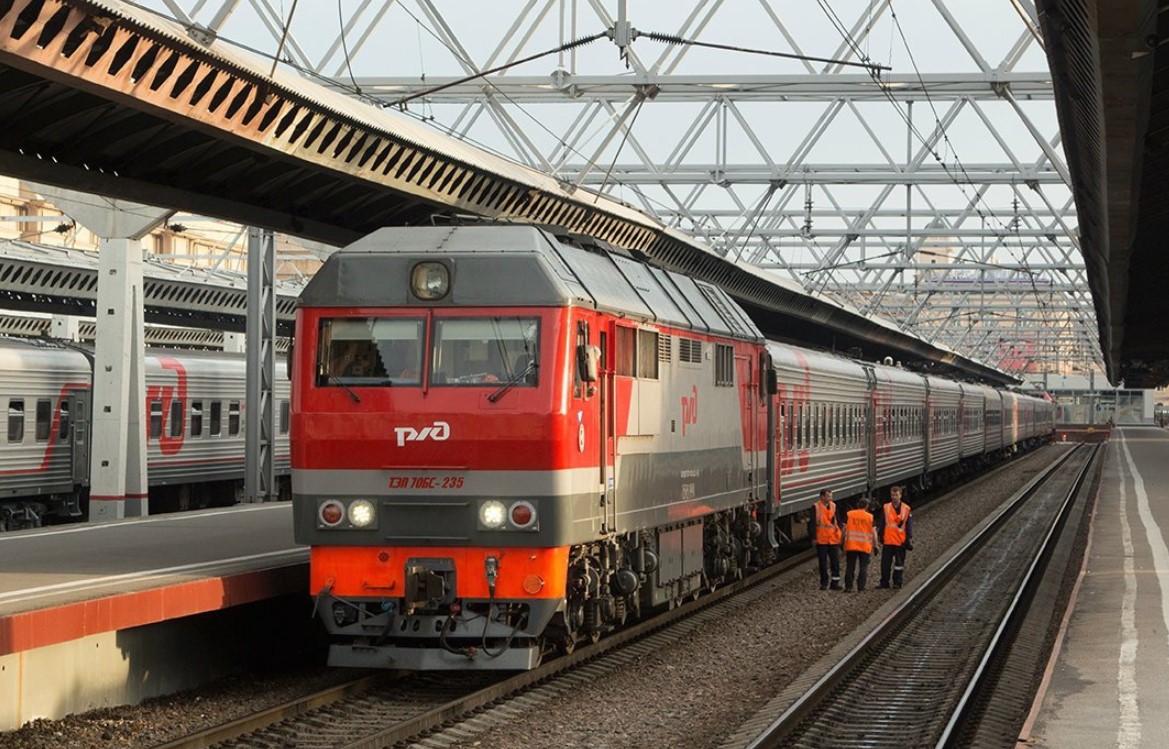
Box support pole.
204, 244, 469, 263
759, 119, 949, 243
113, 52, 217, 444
91, 237, 150, 519
27, 184, 170, 522
245, 228, 276, 503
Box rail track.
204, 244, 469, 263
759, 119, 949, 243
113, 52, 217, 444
730, 443, 1100, 749
155, 446, 1071, 749
156, 547, 819, 749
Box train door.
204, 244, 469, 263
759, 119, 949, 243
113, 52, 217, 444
736, 352, 758, 499
68, 390, 90, 486
922, 379, 932, 473
863, 365, 877, 490
763, 352, 780, 545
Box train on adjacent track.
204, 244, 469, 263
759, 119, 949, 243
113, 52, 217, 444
292, 225, 1055, 670
0, 338, 291, 530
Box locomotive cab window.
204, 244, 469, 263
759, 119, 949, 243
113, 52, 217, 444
431, 317, 539, 387
611, 325, 668, 380
318, 317, 423, 387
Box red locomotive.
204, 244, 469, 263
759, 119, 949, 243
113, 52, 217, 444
291, 225, 1053, 669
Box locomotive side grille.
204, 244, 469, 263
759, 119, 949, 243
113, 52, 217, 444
679, 337, 702, 364
658, 334, 672, 363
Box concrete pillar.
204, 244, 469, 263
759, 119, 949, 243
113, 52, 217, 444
91, 237, 150, 519
29, 184, 171, 521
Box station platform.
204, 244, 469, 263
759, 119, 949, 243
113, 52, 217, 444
1026, 427, 1169, 747
0, 503, 305, 729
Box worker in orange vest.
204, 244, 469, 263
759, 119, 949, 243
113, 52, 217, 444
810, 488, 842, 590
876, 485, 913, 589
842, 496, 880, 591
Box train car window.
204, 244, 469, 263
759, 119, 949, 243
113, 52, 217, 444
779, 402, 787, 450
615, 326, 636, 377
169, 400, 183, 438
190, 401, 203, 437
715, 344, 734, 386
431, 317, 540, 386
35, 399, 51, 442
783, 400, 791, 450
637, 330, 660, 380
210, 401, 222, 436
280, 401, 290, 434
7, 399, 22, 443
149, 400, 162, 439
318, 317, 423, 387
229, 401, 241, 436
59, 400, 69, 440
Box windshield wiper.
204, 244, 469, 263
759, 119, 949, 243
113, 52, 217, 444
487, 360, 536, 403
329, 374, 363, 403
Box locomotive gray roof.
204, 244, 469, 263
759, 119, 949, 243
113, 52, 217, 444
300, 226, 763, 341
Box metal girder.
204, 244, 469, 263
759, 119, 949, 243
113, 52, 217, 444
0, 312, 290, 351
0, 0, 1031, 384
343, 72, 1058, 102
202, 0, 1079, 376
30, 0, 1096, 375
245, 227, 276, 503
0, 238, 300, 334
560, 165, 1066, 185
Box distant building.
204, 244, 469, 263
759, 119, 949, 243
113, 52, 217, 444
1027, 373, 1154, 425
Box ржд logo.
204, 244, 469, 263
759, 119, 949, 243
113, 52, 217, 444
394, 421, 451, 447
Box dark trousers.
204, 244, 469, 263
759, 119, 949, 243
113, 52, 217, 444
880, 544, 907, 588
816, 544, 841, 589
844, 551, 871, 591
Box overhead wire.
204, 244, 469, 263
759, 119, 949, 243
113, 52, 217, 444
336, 0, 361, 96
637, 31, 890, 74
812, 0, 1069, 362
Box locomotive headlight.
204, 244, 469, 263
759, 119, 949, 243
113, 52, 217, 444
509, 500, 537, 529
347, 499, 376, 528
410, 262, 450, 300
478, 500, 507, 529
318, 500, 345, 527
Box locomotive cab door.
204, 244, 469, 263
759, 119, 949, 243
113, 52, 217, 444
599, 328, 616, 534
68, 390, 91, 486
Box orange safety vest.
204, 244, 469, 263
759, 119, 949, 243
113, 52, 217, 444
883, 502, 911, 546
815, 501, 841, 545
843, 509, 875, 553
